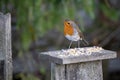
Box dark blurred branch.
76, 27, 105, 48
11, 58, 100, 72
99, 27, 120, 47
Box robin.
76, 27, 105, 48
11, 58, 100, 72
64, 19, 89, 48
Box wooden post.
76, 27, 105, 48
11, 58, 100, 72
40, 47, 117, 80
0, 13, 12, 80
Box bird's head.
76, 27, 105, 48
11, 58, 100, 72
64, 19, 72, 27
64, 19, 76, 28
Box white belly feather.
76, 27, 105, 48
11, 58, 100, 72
65, 29, 81, 41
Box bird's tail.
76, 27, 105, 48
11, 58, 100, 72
82, 39, 89, 46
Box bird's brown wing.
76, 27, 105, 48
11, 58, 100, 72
73, 22, 84, 39
74, 21, 89, 45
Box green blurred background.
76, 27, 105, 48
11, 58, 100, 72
0, 0, 120, 80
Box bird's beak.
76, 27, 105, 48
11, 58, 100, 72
64, 21, 67, 27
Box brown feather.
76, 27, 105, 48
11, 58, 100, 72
73, 20, 89, 45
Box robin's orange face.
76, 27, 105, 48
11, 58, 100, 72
64, 20, 74, 36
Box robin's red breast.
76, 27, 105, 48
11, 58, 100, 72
64, 19, 88, 48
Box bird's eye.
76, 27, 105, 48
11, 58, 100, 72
68, 23, 70, 24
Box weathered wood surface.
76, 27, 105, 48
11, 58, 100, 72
40, 47, 117, 64
52, 61, 102, 80
0, 13, 12, 80
40, 47, 117, 80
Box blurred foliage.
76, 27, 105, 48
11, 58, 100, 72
40, 67, 46, 75
0, 0, 79, 52
0, 0, 120, 80
1, 0, 103, 52
16, 73, 40, 80
0, 0, 119, 53
80, 0, 96, 19
0, 0, 100, 52
100, 4, 119, 21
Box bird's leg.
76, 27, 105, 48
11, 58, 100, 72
78, 40, 80, 48
69, 41, 73, 48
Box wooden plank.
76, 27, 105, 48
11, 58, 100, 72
52, 61, 103, 80
0, 13, 6, 60
54, 64, 66, 80
40, 47, 117, 64
4, 13, 12, 80
66, 61, 103, 80
0, 13, 12, 80
40, 34, 117, 80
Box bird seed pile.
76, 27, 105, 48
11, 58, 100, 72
58, 46, 103, 58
